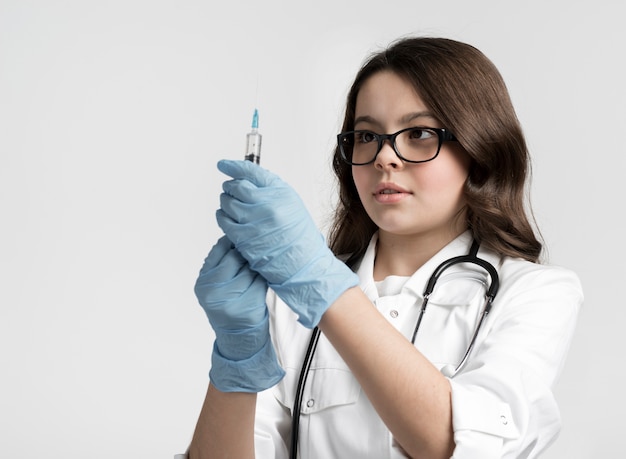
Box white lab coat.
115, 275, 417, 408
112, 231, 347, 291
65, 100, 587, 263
178, 231, 582, 458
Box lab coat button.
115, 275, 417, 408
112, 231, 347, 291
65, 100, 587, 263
390, 310, 399, 318
306, 399, 315, 408
501, 415, 508, 425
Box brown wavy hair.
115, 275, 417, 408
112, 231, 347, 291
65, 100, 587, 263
328, 37, 542, 265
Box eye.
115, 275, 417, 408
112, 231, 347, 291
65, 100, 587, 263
407, 128, 435, 140
356, 131, 378, 144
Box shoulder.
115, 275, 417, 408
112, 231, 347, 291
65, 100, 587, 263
494, 256, 584, 319
500, 256, 582, 294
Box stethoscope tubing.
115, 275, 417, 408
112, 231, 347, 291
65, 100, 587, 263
290, 326, 321, 456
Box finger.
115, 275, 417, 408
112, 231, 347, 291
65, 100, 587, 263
217, 159, 280, 188
215, 209, 244, 246
219, 192, 267, 224
198, 261, 258, 302
215, 209, 269, 250
200, 235, 232, 270
198, 237, 246, 282
221, 178, 259, 203
222, 180, 291, 213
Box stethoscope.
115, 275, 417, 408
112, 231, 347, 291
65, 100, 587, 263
289, 239, 499, 459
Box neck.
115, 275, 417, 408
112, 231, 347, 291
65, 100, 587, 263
373, 228, 467, 281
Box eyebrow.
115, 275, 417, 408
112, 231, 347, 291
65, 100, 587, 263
354, 111, 438, 128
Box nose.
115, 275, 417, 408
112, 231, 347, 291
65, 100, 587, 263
374, 139, 403, 170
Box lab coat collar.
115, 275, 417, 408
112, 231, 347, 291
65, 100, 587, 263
356, 231, 491, 302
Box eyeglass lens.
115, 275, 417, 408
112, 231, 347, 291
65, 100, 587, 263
340, 128, 442, 165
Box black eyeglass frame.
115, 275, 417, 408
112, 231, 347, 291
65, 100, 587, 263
337, 126, 458, 166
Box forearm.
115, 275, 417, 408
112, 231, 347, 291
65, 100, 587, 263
318, 287, 455, 459
189, 383, 257, 459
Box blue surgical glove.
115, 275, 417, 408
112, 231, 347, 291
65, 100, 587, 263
194, 235, 285, 392
215, 159, 359, 328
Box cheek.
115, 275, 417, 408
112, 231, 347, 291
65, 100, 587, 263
428, 165, 466, 191
351, 167, 370, 200
419, 150, 470, 198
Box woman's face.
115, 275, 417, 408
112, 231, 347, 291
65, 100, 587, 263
351, 70, 471, 243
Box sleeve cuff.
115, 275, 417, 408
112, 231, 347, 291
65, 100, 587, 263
449, 380, 519, 458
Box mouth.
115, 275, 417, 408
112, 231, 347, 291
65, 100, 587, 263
373, 183, 411, 203
374, 183, 411, 195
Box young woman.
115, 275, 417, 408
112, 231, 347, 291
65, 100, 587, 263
184, 37, 582, 459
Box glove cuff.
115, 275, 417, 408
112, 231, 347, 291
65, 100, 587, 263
210, 318, 286, 393
213, 312, 271, 361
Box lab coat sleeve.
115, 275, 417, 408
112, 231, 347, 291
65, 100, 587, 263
449, 264, 583, 459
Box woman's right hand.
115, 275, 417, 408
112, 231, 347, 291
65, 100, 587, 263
215, 159, 359, 329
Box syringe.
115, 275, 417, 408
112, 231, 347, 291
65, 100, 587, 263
244, 109, 262, 164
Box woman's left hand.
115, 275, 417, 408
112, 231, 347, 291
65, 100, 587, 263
216, 159, 358, 328
194, 235, 284, 392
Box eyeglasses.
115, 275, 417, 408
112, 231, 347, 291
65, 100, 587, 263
337, 127, 457, 166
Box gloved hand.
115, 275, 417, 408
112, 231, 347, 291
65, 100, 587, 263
215, 159, 359, 328
194, 235, 285, 392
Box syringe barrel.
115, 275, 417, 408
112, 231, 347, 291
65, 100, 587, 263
245, 131, 262, 164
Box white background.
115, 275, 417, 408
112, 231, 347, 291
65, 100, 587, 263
1, 1, 624, 457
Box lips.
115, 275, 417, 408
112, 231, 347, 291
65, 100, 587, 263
373, 182, 411, 203
374, 182, 411, 195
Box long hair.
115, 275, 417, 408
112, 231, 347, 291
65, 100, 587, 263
328, 37, 542, 265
